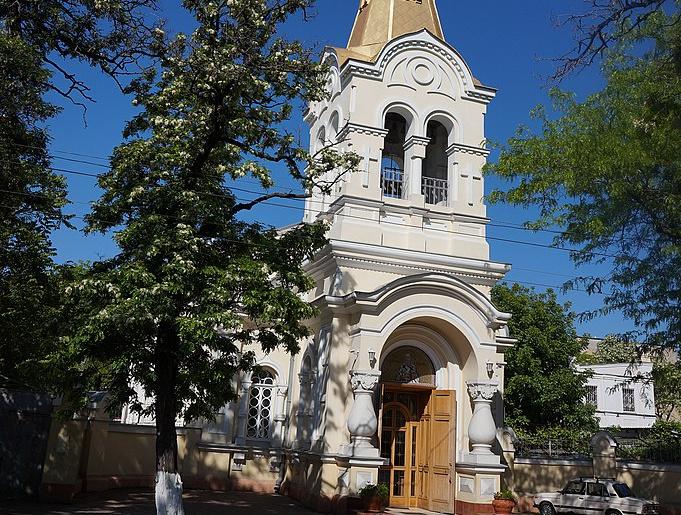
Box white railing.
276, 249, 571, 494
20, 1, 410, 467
422, 177, 448, 206
381, 167, 404, 199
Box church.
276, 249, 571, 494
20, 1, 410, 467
230, 0, 513, 511
40, 1, 515, 513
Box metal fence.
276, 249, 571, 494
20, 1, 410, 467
422, 176, 448, 206
515, 438, 592, 460
381, 166, 403, 199
617, 438, 681, 464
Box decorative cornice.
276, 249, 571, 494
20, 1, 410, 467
447, 142, 490, 157
337, 122, 389, 141
404, 135, 431, 151
338, 33, 496, 105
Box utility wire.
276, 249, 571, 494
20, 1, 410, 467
1, 171, 614, 261
0, 191, 611, 295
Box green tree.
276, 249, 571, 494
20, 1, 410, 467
0, 0, 157, 389
0, 35, 68, 388
577, 335, 640, 365
55, 1, 360, 513
651, 359, 681, 421
491, 284, 597, 433
487, 12, 681, 353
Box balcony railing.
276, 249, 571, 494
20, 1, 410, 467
381, 166, 404, 199
422, 176, 448, 206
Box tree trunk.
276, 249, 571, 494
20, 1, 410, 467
155, 328, 184, 515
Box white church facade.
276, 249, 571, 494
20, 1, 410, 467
40, 1, 516, 513
238, 0, 514, 511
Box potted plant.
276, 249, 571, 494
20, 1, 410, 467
358, 483, 390, 513
492, 488, 517, 515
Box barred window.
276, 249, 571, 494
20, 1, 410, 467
622, 388, 636, 412
247, 370, 275, 440
585, 385, 598, 407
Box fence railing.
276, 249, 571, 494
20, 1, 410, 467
515, 438, 591, 460
381, 166, 403, 199
617, 438, 681, 464
422, 176, 448, 206
514, 434, 681, 465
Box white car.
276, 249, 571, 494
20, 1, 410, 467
534, 478, 660, 515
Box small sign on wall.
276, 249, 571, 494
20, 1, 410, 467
357, 471, 374, 490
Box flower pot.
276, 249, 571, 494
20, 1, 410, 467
492, 499, 516, 515
362, 495, 385, 513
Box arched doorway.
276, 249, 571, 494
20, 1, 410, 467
378, 346, 456, 512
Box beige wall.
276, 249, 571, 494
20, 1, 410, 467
502, 433, 681, 515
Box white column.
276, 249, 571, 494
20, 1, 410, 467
403, 136, 429, 201
234, 379, 252, 445
271, 385, 288, 448
344, 370, 381, 458
297, 371, 314, 449
465, 380, 500, 465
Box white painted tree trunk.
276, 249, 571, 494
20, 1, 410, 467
155, 471, 185, 515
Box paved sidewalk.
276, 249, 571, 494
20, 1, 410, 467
2, 490, 320, 515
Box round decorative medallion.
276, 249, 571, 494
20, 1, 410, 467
412, 63, 434, 85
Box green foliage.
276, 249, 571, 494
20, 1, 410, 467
0, 0, 159, 389
0, 0, 160, 102
514, 426, 594, 457
358, 483, 390, 502
576, 336, 639, 365
54, 0, 360, 474
651, 357, 681, 421
0, 32, 69, 388
492, 284, 598, 433
618, 420, 681, 463
486, 11, 681, 352
494, 488, 517, 502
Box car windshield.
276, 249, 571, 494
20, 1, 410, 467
613, 483, 634, 498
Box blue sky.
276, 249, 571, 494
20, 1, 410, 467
46, 0, 629, 337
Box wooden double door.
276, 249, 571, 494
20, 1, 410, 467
378, 388, 457, 513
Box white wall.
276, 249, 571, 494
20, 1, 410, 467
576, 362, 657, 429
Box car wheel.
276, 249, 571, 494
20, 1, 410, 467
540, 502, 557, 515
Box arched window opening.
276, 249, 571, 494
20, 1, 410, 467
315, 127, 326, 154
382, 113, 407, 199
422, 120, 449, 206
298, 355, 314, 447
329, 111, 340, 143
247, 369, 275, 440
381, 346, 436, 387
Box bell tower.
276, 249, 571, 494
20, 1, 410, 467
300, 7, 510, 511
304, 0, 499, 273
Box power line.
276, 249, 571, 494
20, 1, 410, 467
0, 204, 605, 295
1, 171, 611, 261
0, 187, 611, 294
2, 142, 568, 234
4, 141, 111, 163
0, 163, 619, 261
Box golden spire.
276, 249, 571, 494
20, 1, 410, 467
339, 0, 444, 64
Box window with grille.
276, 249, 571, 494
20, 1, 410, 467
585, 385, 598, 407
622, 388, 636, 412
247, 370, 275, 440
